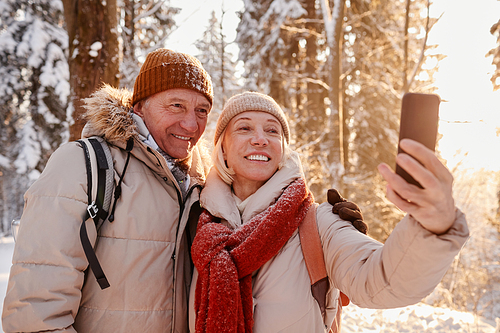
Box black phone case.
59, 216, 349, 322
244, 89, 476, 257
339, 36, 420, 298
395, 93, 440, 188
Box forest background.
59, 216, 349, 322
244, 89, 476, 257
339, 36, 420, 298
0, 0, 499, 324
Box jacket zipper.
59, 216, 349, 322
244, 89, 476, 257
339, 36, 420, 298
171, 182, 202, 332
146, 146, 191, 332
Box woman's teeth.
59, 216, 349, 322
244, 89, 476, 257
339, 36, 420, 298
246, 155, 269, 161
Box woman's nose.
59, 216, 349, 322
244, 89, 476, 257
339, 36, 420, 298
251, 130, 268, 146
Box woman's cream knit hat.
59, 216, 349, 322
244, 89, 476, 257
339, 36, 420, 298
214, 91, 290, 145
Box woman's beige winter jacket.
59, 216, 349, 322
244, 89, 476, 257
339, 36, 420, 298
188, 151, 469, 333
2, 86, 210, 333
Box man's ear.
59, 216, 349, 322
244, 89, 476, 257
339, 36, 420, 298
133, 102, 143, 117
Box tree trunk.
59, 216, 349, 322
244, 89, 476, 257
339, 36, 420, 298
337, 1, 349, 184
62, 0, 119, 141
122, 1, 134, 68
322, 0, 346, 192
219, 10, 226, 104
304, 0, 323, 127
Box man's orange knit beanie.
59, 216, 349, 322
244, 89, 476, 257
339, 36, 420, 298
132, 48, 213, 106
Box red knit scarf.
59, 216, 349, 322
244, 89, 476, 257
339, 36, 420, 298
191, 178, 314, 333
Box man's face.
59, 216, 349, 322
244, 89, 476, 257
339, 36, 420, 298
134, 88, 211, 160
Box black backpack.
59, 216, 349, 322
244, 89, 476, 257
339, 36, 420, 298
77, 136, 133, 289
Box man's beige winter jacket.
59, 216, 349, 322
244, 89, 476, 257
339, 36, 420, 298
189, 151, 469, 332
2, 86, 210, 332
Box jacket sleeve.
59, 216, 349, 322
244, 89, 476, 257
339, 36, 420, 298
2, 142, 96, 332
317, 203, 469, 309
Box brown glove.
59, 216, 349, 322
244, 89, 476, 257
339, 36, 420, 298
327, 189, 368, 235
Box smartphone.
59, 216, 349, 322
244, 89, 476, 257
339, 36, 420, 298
395, 92, 440, 188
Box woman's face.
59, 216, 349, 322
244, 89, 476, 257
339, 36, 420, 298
223, 111, 283, 190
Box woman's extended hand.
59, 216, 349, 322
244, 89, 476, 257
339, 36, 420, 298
377, 139, 456, 235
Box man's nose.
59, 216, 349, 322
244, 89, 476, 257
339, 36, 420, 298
180, 110, 198, 132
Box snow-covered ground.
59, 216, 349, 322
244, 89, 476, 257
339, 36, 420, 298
0, 237, 496, 332
342, 302, 496, 333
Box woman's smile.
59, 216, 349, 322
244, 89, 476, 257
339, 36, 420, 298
245, 154, 271, 162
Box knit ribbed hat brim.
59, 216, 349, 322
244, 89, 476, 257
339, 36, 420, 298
214, 92, 290, 144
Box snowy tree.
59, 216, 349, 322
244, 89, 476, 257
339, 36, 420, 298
0, 0, 69, 233
488, 17, 500, 91
341, 0, 442, 240
118, 0, 180, 89
62, 0, 181, 138
236, 0, 306, 95
62, 0, 120, 140
317, 0, 346, 186
195, 10, 242, 144
0, 0, 181, 233
236, 0, 336, 198
236, 0, 440, 241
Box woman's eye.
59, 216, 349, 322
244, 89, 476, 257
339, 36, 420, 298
267, 128, 279, 134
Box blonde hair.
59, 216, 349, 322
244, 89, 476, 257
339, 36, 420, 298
213, 127, 291, 186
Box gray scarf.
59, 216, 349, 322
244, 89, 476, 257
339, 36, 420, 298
144, 134, 189, 199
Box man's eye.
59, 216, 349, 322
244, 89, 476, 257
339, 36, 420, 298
197, 109, 208, 117
172, 104, 182, 108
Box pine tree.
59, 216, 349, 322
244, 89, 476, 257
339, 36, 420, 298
0, 0, 181, 233
343, 0, 441, 240
235, 0, 441, 241
0, 0, 68, 233
118, 0, 180, 89
195, 10, 242, 143
236, 0, 306, 95
236, 0, 335, 197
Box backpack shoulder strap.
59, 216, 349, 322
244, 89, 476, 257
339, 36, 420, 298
77, 137, 114, 290
298, 204, 350, 333
299, 204, 329, 315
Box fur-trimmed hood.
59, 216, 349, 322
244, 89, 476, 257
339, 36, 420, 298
81, 84, 137, 143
